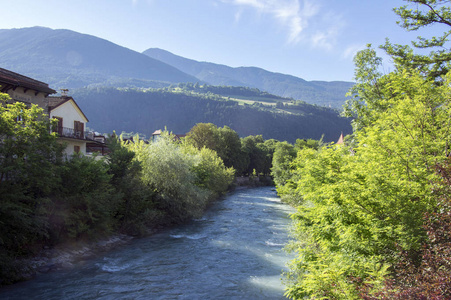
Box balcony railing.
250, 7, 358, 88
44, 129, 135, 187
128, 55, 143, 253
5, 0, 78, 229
54, 127, 95, 141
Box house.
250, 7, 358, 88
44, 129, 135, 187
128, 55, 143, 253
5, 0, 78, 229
47, 95, 91, 156
0, 67, 105, 158
151, 129, 162, 142
86, 134, 110, 156
151, 129, 186, 143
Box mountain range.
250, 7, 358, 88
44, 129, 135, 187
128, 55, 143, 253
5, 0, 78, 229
0, 27, 353, 142
143, 48, 353, 108
0, 27, 353, 108
0, 27, 197, 88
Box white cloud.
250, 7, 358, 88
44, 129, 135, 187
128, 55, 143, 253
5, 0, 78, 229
223, 0, 345, 50
342, 44, 367, 60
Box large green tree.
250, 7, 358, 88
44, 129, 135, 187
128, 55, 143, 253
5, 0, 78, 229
185, 123, 248, 174
185, 123, 220, 151
284, 53, 451, 299
128, 132, 233, 222
382, 0, 451, 80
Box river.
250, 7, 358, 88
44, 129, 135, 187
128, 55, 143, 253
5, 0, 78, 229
0, 187, 295, 299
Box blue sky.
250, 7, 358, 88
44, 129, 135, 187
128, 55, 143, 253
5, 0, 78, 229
0, 0, 441, 82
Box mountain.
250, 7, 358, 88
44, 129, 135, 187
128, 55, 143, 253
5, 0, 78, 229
73, 87, 352, 143
0, 27, 352, 108
143, 48, 354, 108
0, 26, 352, 142
0, 27, 197, 88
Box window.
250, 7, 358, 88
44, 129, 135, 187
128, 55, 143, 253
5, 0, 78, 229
74, 121, 84, 139
53, 117, 63, 135
74, 145, 80, 153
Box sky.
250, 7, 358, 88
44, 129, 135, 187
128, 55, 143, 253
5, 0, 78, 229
0, 0, 444, 82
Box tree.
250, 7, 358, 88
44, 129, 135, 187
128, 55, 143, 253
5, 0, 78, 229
217, 125, 247, 172
284, 64, 451, 299
271, 141, 297, 189
185, 123, 220, 152
261, 139, 278, 175
0, 94, 64, 282
360, 159, 451, 299
0, 96, 63, 196
382, 0, 451, 80
106, 134, 161, 235
294, 138, 321, 151
54, 154, 116, 240
186, 123, 249, 175
241, 135, 266, 175
129, 132, 212, 222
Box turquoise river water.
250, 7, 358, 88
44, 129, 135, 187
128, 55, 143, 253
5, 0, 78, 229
0, 186, 295, 299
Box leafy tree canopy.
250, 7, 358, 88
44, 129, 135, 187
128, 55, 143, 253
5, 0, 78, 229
382, 0, 451, 80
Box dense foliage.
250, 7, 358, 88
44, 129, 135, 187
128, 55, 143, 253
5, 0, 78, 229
0, 96, 64, 282
358, 160, 451, 299
126, 132, 234, 223
278, 59, 451, 299
185, 123, 279, 176
272, 2, 451, 297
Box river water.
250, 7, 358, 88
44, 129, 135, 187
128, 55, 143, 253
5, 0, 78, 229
0, 187, 295, 300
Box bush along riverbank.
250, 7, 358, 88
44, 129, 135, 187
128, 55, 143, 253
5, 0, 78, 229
0, 103, 235, 285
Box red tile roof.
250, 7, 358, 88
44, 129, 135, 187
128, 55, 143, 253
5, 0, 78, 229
336, 133, 344, 145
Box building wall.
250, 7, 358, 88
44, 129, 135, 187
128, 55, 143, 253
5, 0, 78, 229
49, 100, 88, 157
49, 100, 87, 128
58, 139, 87, 157
7, 87, 47, 108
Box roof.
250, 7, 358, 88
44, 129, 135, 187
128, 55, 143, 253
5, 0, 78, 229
151, 129, 185, 140
48, 96, 89, 122
0, 67, 56, 95
336, 133, 344, 145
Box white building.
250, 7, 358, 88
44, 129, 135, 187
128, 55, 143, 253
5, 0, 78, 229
47, 96, 90, 156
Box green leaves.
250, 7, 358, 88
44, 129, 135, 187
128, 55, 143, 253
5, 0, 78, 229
284, 61, 451, 298
126, 131, 234, 222
384, 0, 451, 79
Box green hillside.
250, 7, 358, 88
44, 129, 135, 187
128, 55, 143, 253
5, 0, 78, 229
72, 87, 351, 143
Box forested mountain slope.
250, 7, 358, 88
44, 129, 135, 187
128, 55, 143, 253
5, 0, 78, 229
73, 87, 352, 143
